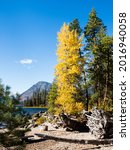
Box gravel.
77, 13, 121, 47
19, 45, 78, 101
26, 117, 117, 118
25, 123, 113, 150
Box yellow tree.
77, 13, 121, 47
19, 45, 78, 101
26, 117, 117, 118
55, 23, 85, 114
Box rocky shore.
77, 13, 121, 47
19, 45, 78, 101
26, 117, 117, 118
0, 108, 113, 150
24, 108, 113, 150
25, 124, 112, 150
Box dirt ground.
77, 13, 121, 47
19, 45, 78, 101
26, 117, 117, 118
25, 124, 113, 150
0, 123, 113, 150
25, 139, 112, 150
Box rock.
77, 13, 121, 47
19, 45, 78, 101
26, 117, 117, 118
84, 108, 113, 139
32, 112, 40, 118
53, 125, 59, 129
28, 124, 34, 129
60, 113, 89, 132
34, 124, 38, 128
33, 117, 39, 122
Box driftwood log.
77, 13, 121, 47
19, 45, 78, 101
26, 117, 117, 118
83, 108, 113, 139
60, 113, 89, 132
35, 133, 113, 145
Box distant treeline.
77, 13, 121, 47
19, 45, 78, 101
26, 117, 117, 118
23, 89, 49, 107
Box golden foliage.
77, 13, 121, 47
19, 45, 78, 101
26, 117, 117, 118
36, 116, 45, 125
55, 23, 85, 114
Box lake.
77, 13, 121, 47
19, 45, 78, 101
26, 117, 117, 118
0, 107, 47, 128
22, 107, 47, 115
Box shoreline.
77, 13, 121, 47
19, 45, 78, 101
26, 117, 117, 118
23, 106, 48, 109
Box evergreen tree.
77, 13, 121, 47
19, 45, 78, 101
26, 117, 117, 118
23, 88, 50, 107
0, 80, 29, 147
44, 89, 48, 106
84, 8, 113, 110
55, 23, 85, 114
48, 79, 58, 114
69, 18, 82, 36
98, 36, 113, 110
69, 19, 86, 106
84, 8, 106, 50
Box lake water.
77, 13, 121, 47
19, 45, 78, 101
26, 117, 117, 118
0, 107, 47, 128
22, 107, 47, 115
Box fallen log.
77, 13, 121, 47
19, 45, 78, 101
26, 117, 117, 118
35, 133, 86, 144
35, 133, 113, 145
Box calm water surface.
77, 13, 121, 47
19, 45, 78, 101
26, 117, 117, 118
22, 107, 47, 115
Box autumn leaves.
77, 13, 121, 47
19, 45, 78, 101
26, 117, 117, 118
55, 24, 84, 114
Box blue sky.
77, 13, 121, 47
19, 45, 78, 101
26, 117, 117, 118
0, 0, 113, 94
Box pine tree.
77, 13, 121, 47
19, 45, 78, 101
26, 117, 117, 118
69, 18, 82, 36
55, 23, 85, 114
48, 79, 58, 114
0, 80, 29, 147
98, 36, 113, 110
84, 8, 113, 110
84, 8, 106, 50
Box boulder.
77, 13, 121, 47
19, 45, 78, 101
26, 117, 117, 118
60, 113, 89, 132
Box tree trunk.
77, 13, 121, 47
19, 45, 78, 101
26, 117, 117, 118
103, 51, 110, 107
103, 74, 108, 107
86, 88, 89, 111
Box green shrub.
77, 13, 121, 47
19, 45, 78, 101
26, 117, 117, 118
35, 116, 46, 125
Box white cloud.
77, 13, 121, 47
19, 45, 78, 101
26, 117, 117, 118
20, 59, 33, 65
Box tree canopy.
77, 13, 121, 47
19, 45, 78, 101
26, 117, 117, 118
55, 23, 85, 114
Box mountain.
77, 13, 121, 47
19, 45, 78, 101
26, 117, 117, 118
20, 81, 51, 101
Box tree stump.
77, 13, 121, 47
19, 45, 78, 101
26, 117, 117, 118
83, 108, 113, 139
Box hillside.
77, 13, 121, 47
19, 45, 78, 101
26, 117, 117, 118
20, 81, 51, 101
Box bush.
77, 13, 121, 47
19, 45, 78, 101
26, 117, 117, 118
35, 116, 46, 125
